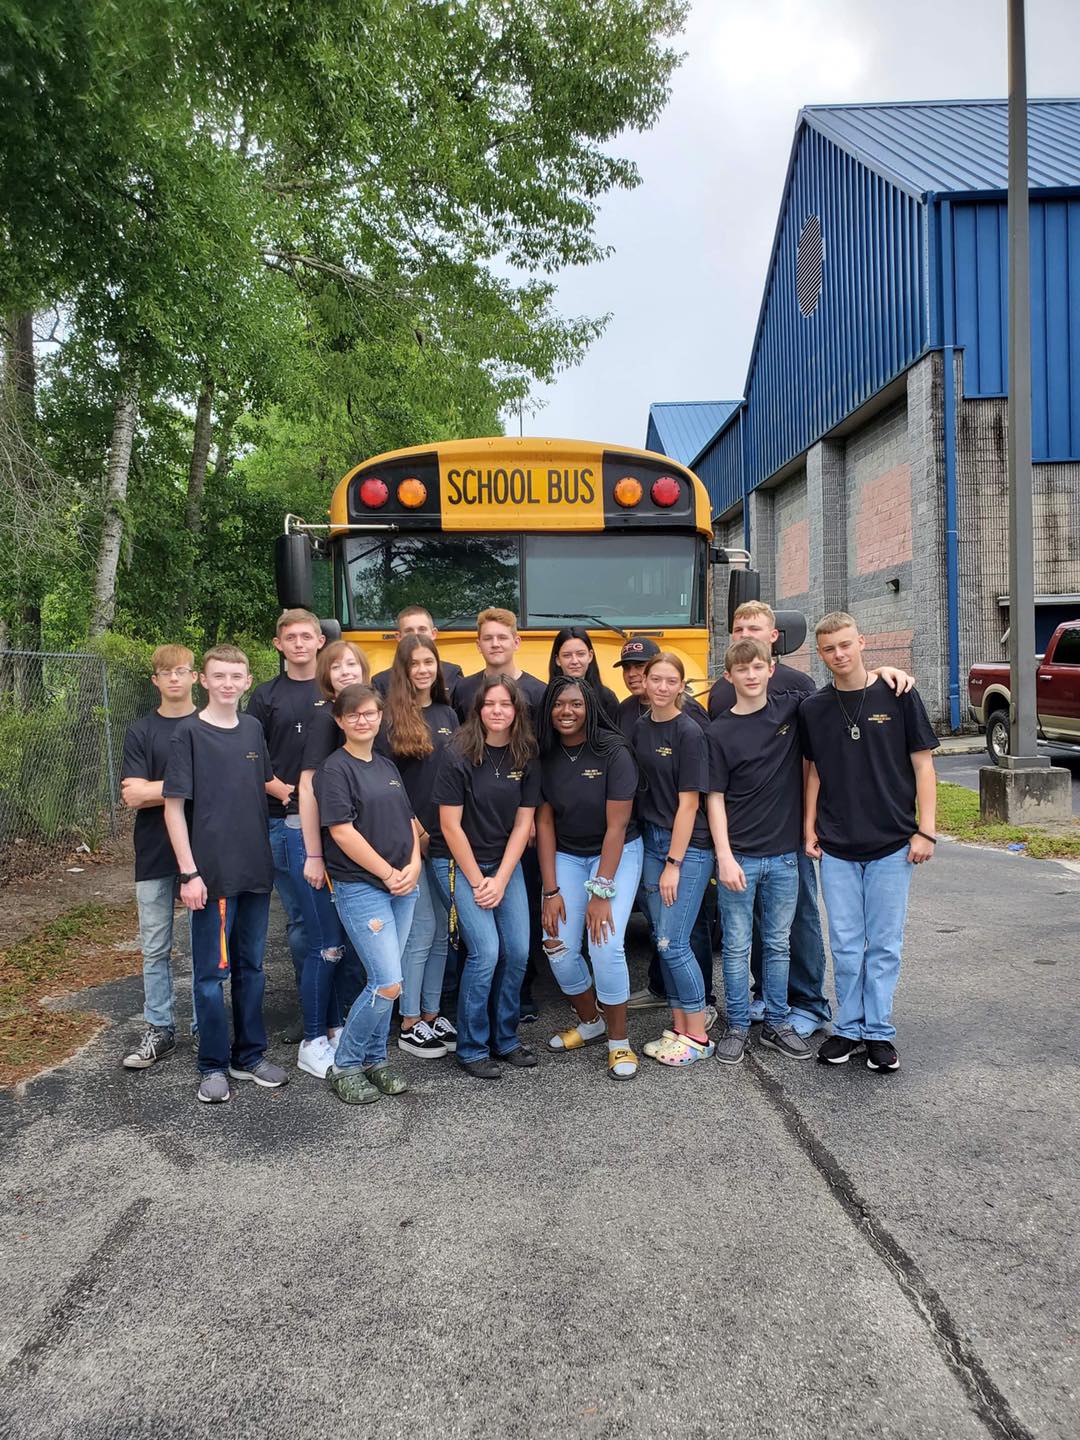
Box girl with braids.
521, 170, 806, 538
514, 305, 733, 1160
376, 634, 459, 1059
429, 676, 540, 1080
547, 627, 619, 724
536, 678, 643, 1080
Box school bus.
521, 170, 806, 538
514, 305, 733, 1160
276, 436, 728, 696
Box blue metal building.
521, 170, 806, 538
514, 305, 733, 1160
667, 99, 1080, 727
645, 401, 739, 467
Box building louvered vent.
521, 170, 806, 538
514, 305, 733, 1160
796, 214, 823, 316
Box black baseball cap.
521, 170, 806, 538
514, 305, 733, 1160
614, 636, 661, 668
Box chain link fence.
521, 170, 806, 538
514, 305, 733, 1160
0, 650, 155, 883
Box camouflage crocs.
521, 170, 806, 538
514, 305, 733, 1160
325, 1066, 381, 1105
364, 1064, 408, 1096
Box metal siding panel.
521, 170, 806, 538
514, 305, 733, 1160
1030, 202, 1049, 459
1069, 203, 1080, 452
1043, 201, 1071, 458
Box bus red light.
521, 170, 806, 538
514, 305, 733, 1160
359, 477, 388, 508
651, 475, 680, 507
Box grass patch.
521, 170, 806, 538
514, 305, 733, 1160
0, 902, 139, 1086
936, 782, 1080, 858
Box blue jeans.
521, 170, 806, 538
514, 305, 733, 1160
751, 853, 831, 1029
645, 876, 718, 1003
332, 881, 418, 1070
135, 875, 194, 1031
718, 852, 799, 1030
268, 816, 308, 991
189, 892, 271, 1074
641, 825, 711, 1013
819, 848, 914, 1041
546, 838, 644, 1006
431, 858, 530, 1063
400, 860, 450, 1018
282, 820, 361, 1042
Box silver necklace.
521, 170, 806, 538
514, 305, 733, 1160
485, 744, 505, 779
833, 678, 869, 741
560, 741, 587, 764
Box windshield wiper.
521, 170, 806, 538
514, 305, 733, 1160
531, 612, 628, 639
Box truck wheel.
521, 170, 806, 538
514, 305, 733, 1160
985, 710, 1010, 765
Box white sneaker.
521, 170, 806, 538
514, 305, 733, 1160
327, 1027, 342, 1050
297, 1036, 334, 1079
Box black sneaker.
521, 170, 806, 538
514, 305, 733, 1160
397, 1020, 448, 1060
122, 1026, 176, 1070
496, 1045, 538, 1068
760, 1024, 813, 1060
458, 1057, 502, 1080
430, 1016, 458, 1052
865, 1040, 900, 1072
816, 1035, 865, 1066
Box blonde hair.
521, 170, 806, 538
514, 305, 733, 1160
152, 644, 194, 674
477, 606, 518, 634
201, 644, 249, 671
732, 600, 776, 627
724, 638, 773, 671
815, 611, 859, 639
276, 608, 320, 636
644, 650, 686, 709
315, 640, 370, 699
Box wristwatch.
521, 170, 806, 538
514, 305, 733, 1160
665, 854, 683, 869
179, 870, 201, 883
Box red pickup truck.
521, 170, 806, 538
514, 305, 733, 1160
968, 620, 1080, 763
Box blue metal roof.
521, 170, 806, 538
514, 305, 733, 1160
803, 99, 1080, 200
645, 401, 739, 466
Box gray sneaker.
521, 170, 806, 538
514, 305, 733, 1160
228, 1059, 289, 1088
703, 1004, 719, 1032
197, 1070, 231, 1104
122, 1026, 176, 1070
626, 987, 667, 1010
715, 1026, 748, 1065
760, 1024, 813, 1060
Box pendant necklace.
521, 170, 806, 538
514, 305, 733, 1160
561, 741, 587, 764
485, 744, 504, 780
833, 677, 869, 741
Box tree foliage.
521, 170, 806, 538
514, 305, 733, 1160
0, 0, 686, 651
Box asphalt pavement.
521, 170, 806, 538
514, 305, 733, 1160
2, 842, 1078, 1440
936, 750, 1080, 816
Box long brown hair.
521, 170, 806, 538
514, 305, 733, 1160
454, 675, 536, 770
315, 640, 370, 700
385, 635, 449, 758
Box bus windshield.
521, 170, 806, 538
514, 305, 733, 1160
340, 532, 704, 629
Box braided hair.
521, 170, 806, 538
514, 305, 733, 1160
538, 675, 634, 763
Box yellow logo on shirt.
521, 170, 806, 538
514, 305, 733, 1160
388, 778, 401, 787
507, 769, 524, 781
868, 714, 892, 724
245, 751, 260, 762
314, 699, 327, 707
582, 768, 602, 780
437, 726, 453, 736
776, 724, 790, 736
655, 746, 673, 757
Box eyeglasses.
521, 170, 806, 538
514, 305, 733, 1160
342, 709, 381, 724
155, 667, 194, 678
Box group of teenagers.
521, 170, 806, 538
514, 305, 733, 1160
119, 597, 939, 1105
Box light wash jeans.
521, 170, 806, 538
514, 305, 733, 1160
332, 881, 418, 1070
641, 824, 711, 1013
431, 858, 529, 1064
546, 838, 644, 1006
751, 852, 831, 1031
268, 815, 308, 990
718, 851, 799, 1030
134, 875, 193, 1032
400, 860, 450, 1018
819, 847, 914, 1041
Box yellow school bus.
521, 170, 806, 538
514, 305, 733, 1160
281, 436, 717, 696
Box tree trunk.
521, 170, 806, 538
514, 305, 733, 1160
3, 311, 43, 676
89, 383, 138, 637
184, 377, 214, 534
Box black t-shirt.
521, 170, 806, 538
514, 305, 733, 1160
617, 694, 652, 743
162, 714, 274, 900
313, 749, 416, 889
430, 745, 542, 865
799, 680, 939, 862
246, 673, 318, 817
122, 710, 193, 881
632, 711, 711, 849
373, 660, 464, 700
682, 694, 712, 731
453, 670, 547, 727
300, 701, 341, 772
709, 694, 804, 858
540, 742, 640, 857
375, 702, 459, 833
709, 661, 816, 719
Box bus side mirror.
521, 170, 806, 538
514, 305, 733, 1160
773, 609, 807, 657
727, 568, 761, 631
320, 619, 342, 644
275, 533, 313, 610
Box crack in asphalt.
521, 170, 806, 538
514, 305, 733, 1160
745, 1052, 1036, 1440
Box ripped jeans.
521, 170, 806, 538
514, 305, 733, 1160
641, 824, 711, 1013
284, 819, 363, 1042
544, 839, 643, 1006
331, 880, 418, 1071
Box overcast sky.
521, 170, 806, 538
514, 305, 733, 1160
525, 0, 1080, 450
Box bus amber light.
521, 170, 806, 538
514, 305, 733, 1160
359, 477, 388, 508
651, 476, 680, 507
613, 477, 643, 507
397, 477, 427, 508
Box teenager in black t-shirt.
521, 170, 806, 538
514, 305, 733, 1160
632, 652, 715, 1067
546, 627, 620, 725
535, 678, 642, 1080
287, 639, 370, 1080
314, 683, 421, 1106
163, 646, 287, 1104
376, 635, 460, 1060
119, 644, 197, 1069
430, 675, 540, 1079
370, 604, 464, 700
801, 613, 938, 1074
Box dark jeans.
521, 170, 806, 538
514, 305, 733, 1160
189, 892, 271, 1075
519, 845, 543, 1008
750, 851, 831, 1027
647, 876, 718, 1004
